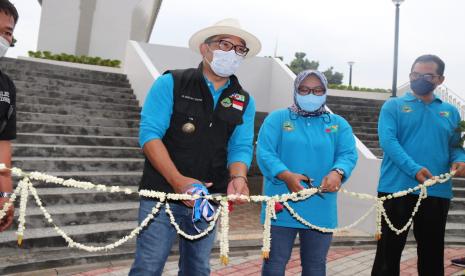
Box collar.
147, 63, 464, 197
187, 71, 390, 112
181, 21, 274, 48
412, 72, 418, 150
404, 91, 442, 103
203, 77, 231, 94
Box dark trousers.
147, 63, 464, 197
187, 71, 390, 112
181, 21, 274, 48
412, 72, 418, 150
371, 192, 450, 276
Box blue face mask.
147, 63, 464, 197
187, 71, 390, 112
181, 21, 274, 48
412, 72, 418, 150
410, 78, 436, 96
295, 94, 327, 112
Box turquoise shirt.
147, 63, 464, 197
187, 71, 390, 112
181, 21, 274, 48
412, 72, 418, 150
378, 92, 465, 199
257, 109, 358, 229
139, 73, 256, 168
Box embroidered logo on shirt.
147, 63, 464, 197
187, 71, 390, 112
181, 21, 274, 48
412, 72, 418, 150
402, 105, 413, 113
439, 111, 450, 117
283, 121, 294, 131
221, 97, 232, 108
0, 91, 10, 104
230, 93, 245, 102
325, 125, 339, 133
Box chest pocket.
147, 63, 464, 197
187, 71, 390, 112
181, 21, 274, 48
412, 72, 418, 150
216, 106, 243, 126
168, 98, 206, 146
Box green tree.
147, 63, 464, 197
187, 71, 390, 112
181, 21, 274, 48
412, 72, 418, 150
323, 67, 344, 85
288, 52, 319, 74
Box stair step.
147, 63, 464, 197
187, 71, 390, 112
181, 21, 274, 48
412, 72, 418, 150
352, 126, 378, 135
12, 187, 139, 207
17, 95, 140, 112
17, 112, 139, 129
0, 221, 138, 248
453, 187, 465, 198
27, 171, 143, 188
16, 133, 139, 147
18, 88, 139, 106
450, 198, 465, 210
14, 81, 133, 96
13, 202, 139, 229
448, 210, 465, 223
11, 75, 131, 91
3, 69, 130, 88
445, 223, 465, 237
17, 122, 139, 137
16, 86, 136, 101
0, 244, 136, 275
453, 178, 465, 188
12, 157, 144, 172
17, 103, 139, 120
13, 144, 142, 158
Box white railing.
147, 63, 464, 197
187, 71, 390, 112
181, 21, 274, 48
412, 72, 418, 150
435, 85, 465, 120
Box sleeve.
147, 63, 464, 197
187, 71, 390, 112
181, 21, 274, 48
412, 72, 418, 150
331, 117, 358, 182
0, 78, 16, 141
256, 111, 289, 179
378, 100, 423, 178
138, 74, 174, 148
227, 96, 256, 169
449, 107, 465, 163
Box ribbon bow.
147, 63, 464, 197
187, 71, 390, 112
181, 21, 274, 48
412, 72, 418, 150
186, 183, 216, 233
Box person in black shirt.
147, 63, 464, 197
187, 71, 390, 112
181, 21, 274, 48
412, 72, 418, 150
0, 0, 18, 232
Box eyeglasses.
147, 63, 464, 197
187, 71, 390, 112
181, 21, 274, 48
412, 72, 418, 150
207, 39, 249, 57
409, 72, 441, 82
297, 86, 326, 96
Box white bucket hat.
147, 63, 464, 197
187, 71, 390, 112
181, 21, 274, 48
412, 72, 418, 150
189, 18, 261, 58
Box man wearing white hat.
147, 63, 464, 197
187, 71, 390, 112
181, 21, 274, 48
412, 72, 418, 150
129, 18, 261, 275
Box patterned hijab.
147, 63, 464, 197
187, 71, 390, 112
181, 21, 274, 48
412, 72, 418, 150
289, 70, 329, 117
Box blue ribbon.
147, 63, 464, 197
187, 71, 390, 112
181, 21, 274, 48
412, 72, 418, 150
189, 183, 216, 233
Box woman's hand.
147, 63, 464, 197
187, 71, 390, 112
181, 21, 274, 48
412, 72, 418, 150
320, 171, 342, 192
278, 171, 309, 193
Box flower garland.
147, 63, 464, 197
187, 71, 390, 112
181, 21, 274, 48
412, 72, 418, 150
262, 199, 277, 259
283, 201, 376, 233
219, 200, 230, 265
16, 178, 30, 246
27, 176, 164, 251
0, 181, 21, 221
164, 202, 220, 241
0, 164, 456, 265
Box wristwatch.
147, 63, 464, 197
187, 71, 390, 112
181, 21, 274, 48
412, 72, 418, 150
332, 168, 345, 178
0, 192, 12, 198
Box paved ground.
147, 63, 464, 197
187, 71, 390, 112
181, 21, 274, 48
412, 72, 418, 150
7, 203, 465, 276
62, 246, 464, 276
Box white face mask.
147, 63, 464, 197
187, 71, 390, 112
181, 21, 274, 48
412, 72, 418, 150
206, 49, 244, 78
0, 36, 10, 58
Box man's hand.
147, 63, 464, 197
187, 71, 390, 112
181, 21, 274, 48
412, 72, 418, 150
451, 162, 465, 177
226, 176, 249, 204
320, 171, 342, 192
0, 198, 14, 232
278, 171, 308, 193
172, 176, 208, 207
415, 167, 433, 183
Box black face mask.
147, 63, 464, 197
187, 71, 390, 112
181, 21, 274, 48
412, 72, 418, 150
410, 78, 436, 96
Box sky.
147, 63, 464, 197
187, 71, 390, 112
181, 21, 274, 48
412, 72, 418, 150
6, 0, 465, 96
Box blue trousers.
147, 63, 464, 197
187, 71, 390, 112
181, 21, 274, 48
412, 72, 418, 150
262, 225, 333, 276
129, 198, 216, 276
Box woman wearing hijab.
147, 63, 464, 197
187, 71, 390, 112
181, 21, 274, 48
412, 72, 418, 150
257, 70, 358, 276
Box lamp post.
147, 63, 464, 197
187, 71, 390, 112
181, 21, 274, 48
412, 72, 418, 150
348, 61, 355, 88
391, 0, 404, 97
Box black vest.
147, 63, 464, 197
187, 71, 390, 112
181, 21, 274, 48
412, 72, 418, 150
139, 64, 250, 194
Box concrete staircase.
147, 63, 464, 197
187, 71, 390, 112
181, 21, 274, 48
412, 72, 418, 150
0, 58, 143, 274
326, 95, 384, 158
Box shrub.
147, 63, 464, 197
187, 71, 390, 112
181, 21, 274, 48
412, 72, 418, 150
27, 51, 122, 68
